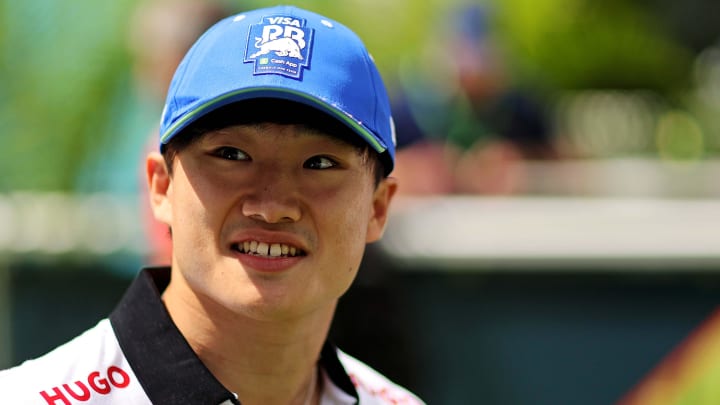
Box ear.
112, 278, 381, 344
365, 177, 398, 243
146, 152, 173, 226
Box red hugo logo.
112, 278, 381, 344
38, 366, 131, 405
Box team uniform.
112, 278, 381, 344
0, 268, 424, 404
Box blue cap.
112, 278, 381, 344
159, 5, 396, 174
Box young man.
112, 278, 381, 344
0, 5, 424, 405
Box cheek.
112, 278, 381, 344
315, 184, 374, 257
168, 180, 230, 295
168, 178, 224, 258
171, 167, 235, 229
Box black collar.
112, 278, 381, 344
109, 267, 358, 405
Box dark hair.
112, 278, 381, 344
161, 98, 387, 186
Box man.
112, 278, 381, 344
0, 5, 423, 405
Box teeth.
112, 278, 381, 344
257, 242, 269, 255
238, 241, 302, 257
270, 243, 282, 257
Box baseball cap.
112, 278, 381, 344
159, 5, 396, 174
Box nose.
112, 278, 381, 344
241, 173, 302, 224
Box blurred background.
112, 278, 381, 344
1, 0, 720, 404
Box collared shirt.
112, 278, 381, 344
0, 268, 424, 404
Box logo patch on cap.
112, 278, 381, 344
244, 15, 314, 79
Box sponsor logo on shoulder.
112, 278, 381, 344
38, 366, 131, 405
244, 15, 314, 79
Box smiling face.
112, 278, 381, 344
147, 115, 396, 321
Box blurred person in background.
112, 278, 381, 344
392, 3, 561, 195
0, 5, 424, 404
128, 0, 234, 265
128, 0, 233, 104
390, 87, 459, 196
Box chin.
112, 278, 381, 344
217, 284, 310, 319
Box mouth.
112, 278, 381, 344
231, 240, 306, 258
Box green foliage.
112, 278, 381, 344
0, 0, 138, 191
494, 0, 693, 93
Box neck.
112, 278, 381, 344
162, 273, 334, 405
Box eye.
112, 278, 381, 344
212, 146, 250, 161
304, 155, 338, 170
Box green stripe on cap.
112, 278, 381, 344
161, 87, 387, 153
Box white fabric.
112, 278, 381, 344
0, 320, 424, 404
336, 351, 424, 405
0, 319, 149, 404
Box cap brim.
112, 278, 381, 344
160, 86, 388, 155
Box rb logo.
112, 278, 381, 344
245, 15, 314, 79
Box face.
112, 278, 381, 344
147, 123, 397, 321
